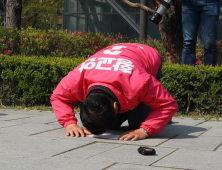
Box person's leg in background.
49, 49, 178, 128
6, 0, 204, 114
200, 0, 220, 66
182, 0, 200, 66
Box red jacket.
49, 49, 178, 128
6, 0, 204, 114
50, 43, 178, 135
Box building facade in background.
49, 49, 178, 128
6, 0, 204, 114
63, 0, 222, 40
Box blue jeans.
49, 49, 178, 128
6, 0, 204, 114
182, 0, 220, 66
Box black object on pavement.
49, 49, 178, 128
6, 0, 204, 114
138, 147, 156, 155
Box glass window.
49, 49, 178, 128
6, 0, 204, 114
64, 15, 87, 32
220, 0, 222, 14
218, 19, 222, 40
111, 15, 138, 39
88, 14, 111, 32
126, 14, 139, 26
113, 0, 140, 14
64, 0, 87, 14
88, 0, 112, 13
63, 0, 163, 40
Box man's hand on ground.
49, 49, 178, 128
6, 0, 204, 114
118, 128, 148, 141
65, 124, 92, 137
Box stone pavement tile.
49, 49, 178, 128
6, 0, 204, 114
0, 156, 114, 170
215, 144, 222, 152
171, 117, 206, 126
45, 115, 179, 146
0, 123, 62, 135
159, 134, 222, 151
160, 123, 209, 136
37, 127, 178, 147
83, 132, 178, 147
0, 112, 36, 121
153, 148, 222, 170
55, 142, 122, 159
0, 120, 23, 128
86, 145, 176, 166
199, 127, 222, 137
108, 163, 175, 170
197, 121, 222, 128
4, 113, 58, 124
0, 108, 53, 114
0, 134, 94, 159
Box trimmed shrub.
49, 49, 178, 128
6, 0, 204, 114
162, 63, 222, 115
1, 55, 222, 115
0, 55, 86, 106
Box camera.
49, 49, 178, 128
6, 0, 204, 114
150, 0, 173, 24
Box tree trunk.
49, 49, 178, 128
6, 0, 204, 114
159, 0, 183, 63
5, 0, 22, 54
5, 0, 22, 29
119, 0, 183, 64
0, 0, 6, 26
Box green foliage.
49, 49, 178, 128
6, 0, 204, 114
19, 27, 133, 57
1, 27, 222, 66
162, 63, 222, 115
0, 27, 19, 55
22, 0, 63, 29
1, 28, 222, 115
1, 55, 222, 116
0, 55, 85, 106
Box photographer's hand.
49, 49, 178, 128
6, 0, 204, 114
66, 124, 92, 137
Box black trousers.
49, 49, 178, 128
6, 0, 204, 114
109, 61, 162, 130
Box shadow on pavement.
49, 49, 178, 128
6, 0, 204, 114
0, 113, 8, 116
104, 123, 208, 140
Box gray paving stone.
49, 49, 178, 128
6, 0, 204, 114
55, 142, 122, 159
215, 144, 222, 152
86, 145, 176, 165
171, 117, 206, 126
37, 127, 178, 147
0, 112, 36, 121
159, 134, 222, 151
108, 164, 176, 170
0, 134, 94, 158
160, 123, 208, 136
197, 121, 222, 127
153, 148, 222, 170
1, 109, 222, 170
4, 113, 57, 124
0, 156, 113, 170
199, 127, 222, 137
0, 120, 22, 128
0, 123, 62, 135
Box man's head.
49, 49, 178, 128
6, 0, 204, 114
80, 92, 118, 135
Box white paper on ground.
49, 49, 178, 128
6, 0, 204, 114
87, 134, 120, 140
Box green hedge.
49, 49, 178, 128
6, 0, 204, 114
0, 55, 222, 115
162, 63, 222, 114
0, 55, 86, 106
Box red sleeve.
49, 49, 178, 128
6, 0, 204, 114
140, 75, 178, 135
50, 72, 80, 127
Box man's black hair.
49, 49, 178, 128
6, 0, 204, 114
80, 92, 116, 135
